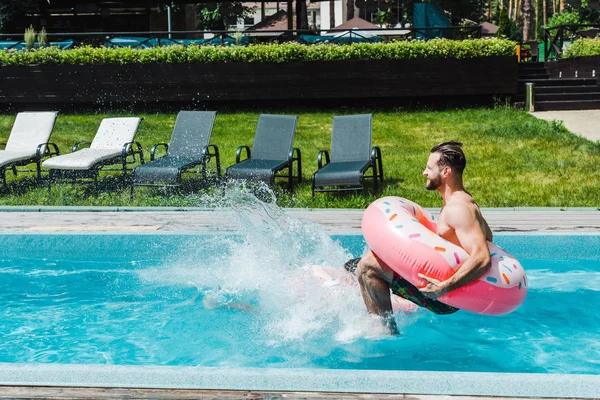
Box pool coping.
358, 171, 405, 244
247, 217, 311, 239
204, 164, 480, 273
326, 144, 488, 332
0, 230, 599, 236
0, 364, 597, 399
0, 207, 599, 233
0, 206, 598, 212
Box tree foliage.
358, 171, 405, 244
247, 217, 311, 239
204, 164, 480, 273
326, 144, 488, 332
428, 0, 488, 25
546, 3, 600, 28
497, 8, 523, 41
195, 1, 253, 30
0, 0, 39, 33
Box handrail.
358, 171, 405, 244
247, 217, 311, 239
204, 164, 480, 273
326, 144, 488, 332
0, 26, 481, 37
0, 25, 483, 47
543, 23, 600, 60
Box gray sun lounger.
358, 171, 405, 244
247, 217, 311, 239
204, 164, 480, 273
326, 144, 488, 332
311, 114, 383, 196
225, 114, 301, 191
131, 111, 219, 195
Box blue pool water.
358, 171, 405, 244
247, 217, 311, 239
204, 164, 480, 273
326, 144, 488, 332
0, 232, 598, 375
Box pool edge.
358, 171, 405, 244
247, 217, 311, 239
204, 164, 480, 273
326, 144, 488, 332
0, 364, 597, 399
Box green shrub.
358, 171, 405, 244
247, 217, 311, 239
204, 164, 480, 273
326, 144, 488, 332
0, 38, 516, 66
563, 37, 600, 58
37, 27, 47, 48
24, 25, 35, 50
546, 9, 582, 29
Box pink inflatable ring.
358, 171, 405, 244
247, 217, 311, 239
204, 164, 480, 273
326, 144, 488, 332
361, 196, 527, 315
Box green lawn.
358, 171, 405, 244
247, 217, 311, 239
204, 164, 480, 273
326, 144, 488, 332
0, 107, 598, 208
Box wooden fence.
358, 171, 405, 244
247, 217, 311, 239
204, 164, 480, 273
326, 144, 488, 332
0, 56, 518, 106
545, 55, 600, 81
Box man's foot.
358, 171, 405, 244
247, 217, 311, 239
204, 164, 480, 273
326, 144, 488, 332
344, 258, 361, 275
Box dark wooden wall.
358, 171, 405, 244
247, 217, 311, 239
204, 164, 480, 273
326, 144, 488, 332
545, 55, 600, 82
0, 56, 518, 106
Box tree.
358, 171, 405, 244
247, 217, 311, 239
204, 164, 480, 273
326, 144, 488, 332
330, 0, 335, 28
374, 0, 400, 26
196, 1, 252, 30
497, 7, 523, 40
522, 0, 533, 41
347, 0, 356, 20
579, 4, 600, 24
296, 0, 308, 30
0, 0, 39, 33
433, 0, 488, 25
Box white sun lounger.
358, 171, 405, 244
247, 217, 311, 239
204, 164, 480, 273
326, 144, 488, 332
0, 111, 59, 187
43, 117, 144, 188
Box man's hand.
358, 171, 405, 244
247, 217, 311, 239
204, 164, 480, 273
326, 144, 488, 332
418, 273, 449, 300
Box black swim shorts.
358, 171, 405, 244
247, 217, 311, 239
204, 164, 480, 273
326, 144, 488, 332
344, 258, 459, 315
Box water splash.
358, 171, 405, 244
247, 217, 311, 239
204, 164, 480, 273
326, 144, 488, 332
138, 181, 403, 345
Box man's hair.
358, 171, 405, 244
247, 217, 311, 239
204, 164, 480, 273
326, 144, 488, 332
430, 141, 466, 174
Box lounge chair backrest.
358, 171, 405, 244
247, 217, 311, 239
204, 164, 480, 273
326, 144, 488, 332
168, 111, 217, 158
5, 111, 58, 154
90, 117, 142, 150
330, 114, 373, 162
251, 114, 298, 161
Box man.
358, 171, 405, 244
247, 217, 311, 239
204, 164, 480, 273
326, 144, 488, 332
348, 141, 493, 334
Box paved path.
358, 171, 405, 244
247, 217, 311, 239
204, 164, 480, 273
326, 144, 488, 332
0, 386, 591, 400
531, 110, 600, 142
0, 208, 598, 232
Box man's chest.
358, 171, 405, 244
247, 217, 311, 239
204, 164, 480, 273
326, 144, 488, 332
436, 217, 460, 246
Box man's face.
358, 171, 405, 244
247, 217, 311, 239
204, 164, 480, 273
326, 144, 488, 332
423, 152, 444, 190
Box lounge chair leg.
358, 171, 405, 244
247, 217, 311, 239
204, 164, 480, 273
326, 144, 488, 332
47, 170, 52, 194
0, 168, 7, 193
373, 166, 378, 192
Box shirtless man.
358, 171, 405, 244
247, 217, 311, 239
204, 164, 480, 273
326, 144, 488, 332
350, 141, 493, 334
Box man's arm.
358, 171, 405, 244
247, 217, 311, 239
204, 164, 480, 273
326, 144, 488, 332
419, 204, 491, 300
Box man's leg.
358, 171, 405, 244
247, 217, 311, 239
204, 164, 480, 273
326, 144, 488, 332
356, 251, 399, 334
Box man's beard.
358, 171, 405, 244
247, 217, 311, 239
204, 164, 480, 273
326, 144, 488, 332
425, 177, 441, 190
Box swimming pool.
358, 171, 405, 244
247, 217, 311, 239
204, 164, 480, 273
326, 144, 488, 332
0, 232, 598, 397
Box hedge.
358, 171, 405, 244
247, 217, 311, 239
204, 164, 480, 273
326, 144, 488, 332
0, 38, 516, 66
562, 37, 600, 58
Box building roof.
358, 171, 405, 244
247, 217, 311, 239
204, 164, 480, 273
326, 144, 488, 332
246, 10, 292, 31
480, 21, 498, 35
333, 17, 380, 30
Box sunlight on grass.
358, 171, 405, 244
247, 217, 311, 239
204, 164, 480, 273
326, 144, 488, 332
0, 107, 598, 208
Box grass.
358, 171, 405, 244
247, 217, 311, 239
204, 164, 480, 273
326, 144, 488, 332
0, 107, 599, 208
